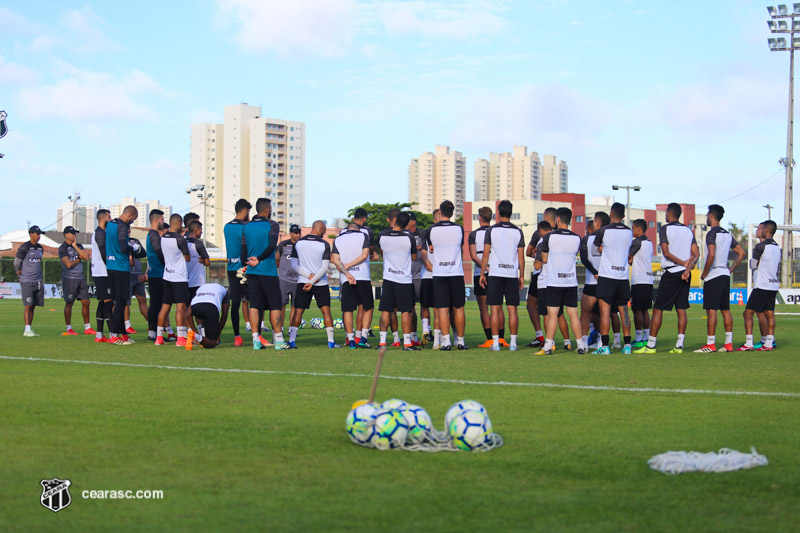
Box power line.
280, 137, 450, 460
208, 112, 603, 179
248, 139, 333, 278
718, 169, 783, 203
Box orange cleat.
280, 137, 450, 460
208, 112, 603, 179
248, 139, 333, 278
61, 329, 78, 336
478, 339, 494, 348
234, 336, 244, 347
499, 338, 510, 347
185, 330, 195, 350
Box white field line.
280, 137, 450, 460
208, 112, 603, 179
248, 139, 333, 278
1, 355, 799, 399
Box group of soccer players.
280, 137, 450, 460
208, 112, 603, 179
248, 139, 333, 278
15, 196, 781, 353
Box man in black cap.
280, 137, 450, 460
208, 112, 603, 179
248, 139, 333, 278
15, 225, 44, 337
276, 224, 302, 335
58, 226, 94, 336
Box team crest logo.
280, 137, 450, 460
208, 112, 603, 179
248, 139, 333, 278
40, 478, 72, 513
0, 110, 7, 139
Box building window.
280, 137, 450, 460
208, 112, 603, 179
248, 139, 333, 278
576, 215, 583, 223
649, 221, 655, 228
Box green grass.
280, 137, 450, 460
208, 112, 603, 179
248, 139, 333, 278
1, 299, 799, 532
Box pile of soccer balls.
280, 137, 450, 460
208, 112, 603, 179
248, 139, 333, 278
308, 317, 344, 329
346, 399, 504, 452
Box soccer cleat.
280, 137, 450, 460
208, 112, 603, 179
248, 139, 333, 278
23, 330, 39, 337
717, 343, 734, 352
287, 341, 297, 349
84, 327, 97, 335
368, 330, 376, 337
693, 344, 716, 353
534, 347, 553, 355
735, 344, 754, 351
358, 340, 372, 349
509, 344, 518, 352
669, 347, 684, 354
121, 335, 135, 344
577, 347, 587, 354
185, 330, 195, 350
245, 323, 252, 332
176, 337, 186, 347
423, 332, 434, 343
412, 340, 422, 347
154, 336, 165, 345
499, 339, 510, 347
563, 341, 573, 351
631, 341, 645, 348
274, 341, 290, 351
349, 339, 357, 349
593, 346, 610, 355
95, 336, 110, 343
126, 327, 138, 334
490, 345, 501, 351
622, 345, 632, 355
166, 334, 177, 342
753, 342, 763, 349
62, 330, 78, 336
328, 341, 342, 349
478, 339, 494, 348
253, 340, 263, 350
756, 345, 774, 351
234, 336, 244, 347
403, 344, 420, 351
588, 330, 599, 345
440, 345, 452, 351
109, 337, 131, 345
259, 336, 274, 347
611, 341, 622, 349
376, 342, 387, 350
457, 344, 469, 350
527, 339, 543, 348
634, 346, 656, 354
391, 341, 401, 347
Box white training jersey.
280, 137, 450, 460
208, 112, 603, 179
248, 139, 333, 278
593, 223, 633, 281
186, 238, 208, 288
468, 226, 489, 276
580, 234, 599, 286
540, 228, 580, 288
376, 229, 416, 284
91, 226, 107, 278
704, 226, 737, 282
659, 221, 696, 273
161, 232, 190, 283
629, 236, 654, 286
191, 283, 229, 311
332, 230, 371, 283
425, 221, 464, 277
291, 234, 331, 286
752, 238, 781, 291
535, 240, 548, 288
484, 222, 524, 279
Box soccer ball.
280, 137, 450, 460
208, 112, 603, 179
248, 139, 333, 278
449, 409, 492, 451
381, 398, 408, 411
310, 317, 324, 329
333, 318, 344, 329
399, 404, 433, 444
444, 400, 487, 431
373, 409, 409, 450
346, 403, 379, 447
300, 318, 307, 329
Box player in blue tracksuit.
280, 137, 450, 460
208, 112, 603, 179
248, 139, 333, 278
223, 199, 252, 345
145, 209, 166, 340
105, 205, 139, 344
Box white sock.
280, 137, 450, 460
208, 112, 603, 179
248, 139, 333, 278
544, 338, 554, 350
510, 334, 517, 347
66, 325, 73, 332
25, 325, 31, 332
245, 322, 251, 331
725, 331, 733, 345
125, 320, 131, 329
392, 331, 400, 343
274, 331, 284, 343
676, 334, 685, 348
84, 323, 91, 330
433, 329, 441, 345
148, 329, 156, 338
535, 330, 543, 339
582, 335, 588, 346
745, 334, 754, 347
96, 331, 103, 339
261, 321, 267, 330
252, 333, 260, 343
492, 335, 499, 348
411, 331, 418, 342
167, 326, 175, 335
346, 332, 354, 341
326, 327, 335, 343
647, 336, 657, 348
707, 335, 715, 346
157, 327, 164, 338
635, 330, 642, 342
403, 333, 411, 345
289, 326, 298, 343
456, 336, 465, 347
761, 336, 767, 344
564, 338, 571, 347
441, 334, 451, 347
422, 318, 430, 333
766, 335, 774, 348
177, 326, 187, 338
380, 331, 388, 344
361, 328, 369, 340
643, 328, 649, 340
577, 337, 586, 350
195, 333, 203, 342
613, 333, 620, 344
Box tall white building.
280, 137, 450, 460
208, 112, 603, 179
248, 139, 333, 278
542, 155, 568, 194
109, 197, 172, 228
474, 146, 541, 201
408, 145, 466, 219
191, 103, 306, 246
56, 201, 100, 233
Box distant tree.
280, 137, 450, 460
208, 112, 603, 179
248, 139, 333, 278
729, 222, 748, 250
345, 202, 434, 235
455, 215, 464, 226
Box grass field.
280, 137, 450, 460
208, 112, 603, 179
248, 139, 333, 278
1, 298, 799, 532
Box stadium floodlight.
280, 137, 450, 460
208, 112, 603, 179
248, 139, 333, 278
779, 4, 789, 15
779, 19, 790, 30
769, 5, 778, 16
795, 2, 800, 14
769, 20, 779, 31
611, 184, 641, 227
770, 37, 779, 49
778, 37, 788, 48
794, 36, 800, 48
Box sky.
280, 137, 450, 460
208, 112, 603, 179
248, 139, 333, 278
0, 0, 795, 235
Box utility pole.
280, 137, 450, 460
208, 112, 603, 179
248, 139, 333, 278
764, 203, 774, 219
611, 184, 641, 227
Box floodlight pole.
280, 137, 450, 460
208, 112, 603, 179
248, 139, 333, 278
611, 184, 641, 227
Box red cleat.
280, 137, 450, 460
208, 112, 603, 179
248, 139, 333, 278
95, 336, 109, 343
176, 337, 186, 347
391, 341, 401, 347
234, 336, 244, 347
155, 336, 165, 345
109, 336, 122, 343
126, 327, 138, 334
84, 327, 97, 335
412, 340, 422, 346
259, 335, 273, 347
718, 343, 734, 352
756, 345, 773, 351
167, 334, 177, 342
61, 329, 78, 336
354, 337, 361, 344
735, 344, 754, 351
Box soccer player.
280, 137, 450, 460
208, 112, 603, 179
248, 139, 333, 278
58, 226, 94, 336
696, 204, 746, 353
351, 208, 376, 344
375, 211, 418, 350
471, 206, 506, 348
156, 213, 191, 346
332, 223, 372, 348
419, 209, 440, 346
635, 203, 699, 354
289, 220, 338, 348
525, 207, 557, 347
579, 214, 602, 350
105, 205, 140, 345
185, 283, 229, 350
243, 198, 285, 350
91, 209, 113, 342
592, 202, 633, 354
124, 232, 148, 334
478, 200, 524, 351
15, 225, 44, 337
276, 225, 302, 336
224, 199, 252, 346
146, 209, 166, 341
737, 220, 780, 351
407, 212, 424, 346
628, 219, 654, 348
183, 212, 200, 231
426, 200, 467, 350
186, 220, 210, 301
536, 208, 585, 354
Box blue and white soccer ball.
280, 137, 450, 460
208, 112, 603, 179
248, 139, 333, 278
346, 403, 379, 447
399, 404, 433, 444
444, 399, 487, 431
448, 409, 492, 451
381, 398, 408, 411
300, 318, 307, 329
309, 317, 324, 329
333, 318, 344, 330
373, 409, 409, 450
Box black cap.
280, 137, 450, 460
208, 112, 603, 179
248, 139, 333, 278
407, 211, 417, 221
28, 225, 42, 235
63, 226, 79, 235
290, 224, 301, 234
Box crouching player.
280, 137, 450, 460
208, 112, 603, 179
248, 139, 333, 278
186, 283, 229, 350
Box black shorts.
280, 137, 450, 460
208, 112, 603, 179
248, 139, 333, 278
527, 273, 539, 299
631, 284, 653, 311
703, 276, 731, 311
487, 276, 520, 306
433, 276, 466, 309
191, 302, 221, 342
654, 270, 691, 311
537, 288, 563, 316
419, 279, 434, 308
413, 278, 421, 303
582, 283, 597, 298
62, 278, 89, 303
163, 280, 190, 305
596, 277, 631, 308
379, 280, 414, 313
227, 270, 249, 303
341, 280, 374, 313
247, 274, 282, 311
746, 289, 777, 313
21, 281, 44, 307
547, 286, 578, 309
94, 276, 112, 301
295, 284, 331, 310
189, 286, 199, 301
109, 270, 131, 303
473, 275, 487, 297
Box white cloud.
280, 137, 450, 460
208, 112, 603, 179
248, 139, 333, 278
214, 0, 357, 56
0, 7, 39, 36
0, 54, 37, 84
61, 6, 122, 53
377, 0, 509, 39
